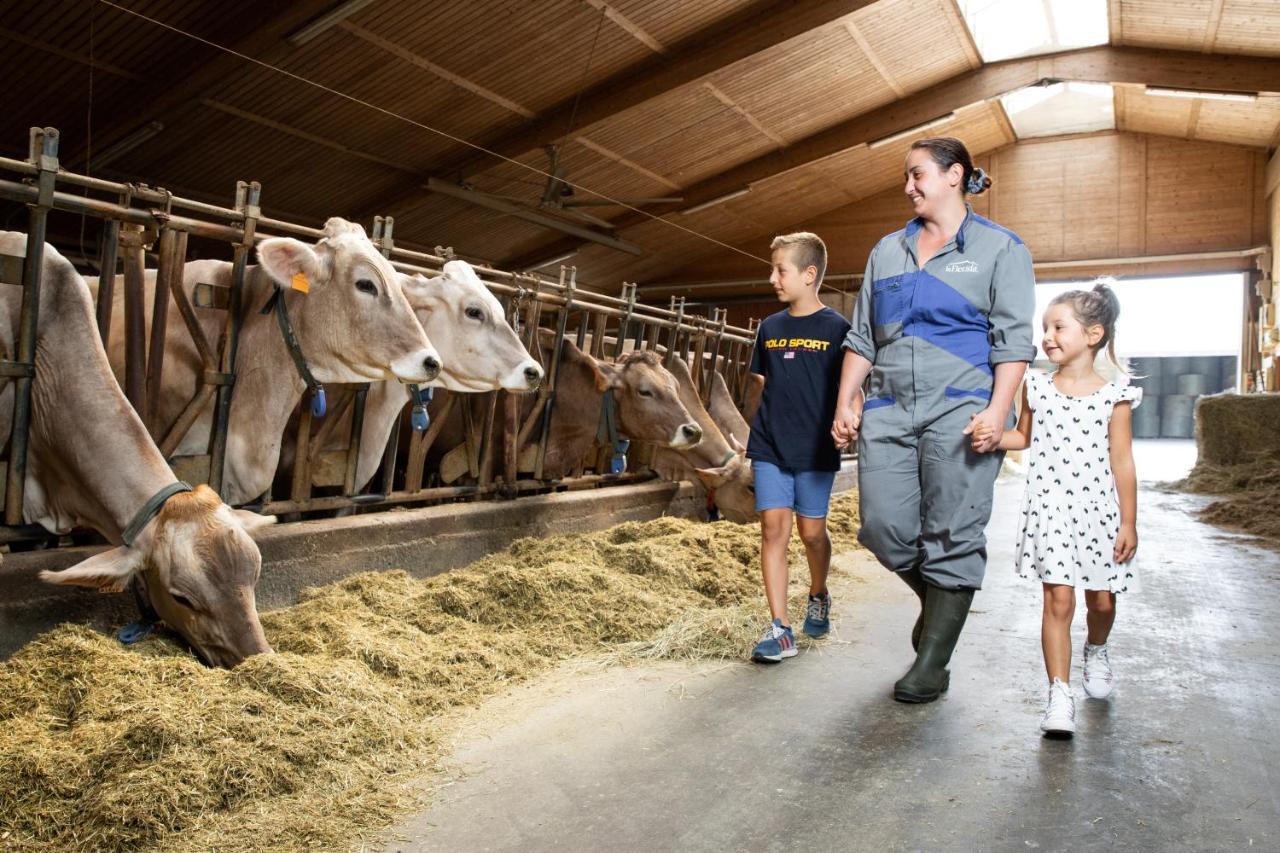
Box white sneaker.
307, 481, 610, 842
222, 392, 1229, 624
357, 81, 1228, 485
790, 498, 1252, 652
1083, 643, 1115, 699
1040, 678, 1076, 736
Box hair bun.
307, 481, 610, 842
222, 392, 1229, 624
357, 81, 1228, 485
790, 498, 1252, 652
965, 167, 991, 195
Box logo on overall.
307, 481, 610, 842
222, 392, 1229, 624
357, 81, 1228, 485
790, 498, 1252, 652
945, 259, 979, 273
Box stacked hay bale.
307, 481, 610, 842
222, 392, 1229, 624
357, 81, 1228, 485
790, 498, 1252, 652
1177, 394, 1280, 546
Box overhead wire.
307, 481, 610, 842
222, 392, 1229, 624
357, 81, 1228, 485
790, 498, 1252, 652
94, 0, 771, 267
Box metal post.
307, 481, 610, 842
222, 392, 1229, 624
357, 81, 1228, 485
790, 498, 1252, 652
145, 222, 184, 436
4, 128, 57, 525
535, 266, 575, 481
209, 180, 258, 497
94, 218, 119, 343
612, 282, 636, 360
120, 223, 148, 415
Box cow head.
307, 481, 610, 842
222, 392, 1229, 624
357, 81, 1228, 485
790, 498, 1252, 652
255, 218, 441, 384
400, 261, 543, 393
694, 454, 758, 524
594, 351, 703, 449
40, 486, 276, 668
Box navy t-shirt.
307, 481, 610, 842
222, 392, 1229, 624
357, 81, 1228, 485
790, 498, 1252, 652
747, 306, 852, 472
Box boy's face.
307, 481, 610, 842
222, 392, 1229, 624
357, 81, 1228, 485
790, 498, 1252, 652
769, 247, 815, 304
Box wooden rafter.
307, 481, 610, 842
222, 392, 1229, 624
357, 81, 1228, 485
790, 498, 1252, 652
843, 21, 906, 98
0, 26, 143, 81
942, 0, 982, 69
503, 45, 1280, 269
1186, 99, 1203, 140
1203, 0, 1226, 54
1108, 0, 1123, 45
582, 1, 666, 53
703, 82, 788, 148
572, 137, 681, 190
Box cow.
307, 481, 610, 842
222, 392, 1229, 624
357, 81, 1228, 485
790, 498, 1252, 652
0, 233, 274, 668
649, 358, 757, 524
428, 334, 703, 483
95, 218, 441, 506
279, 261, 543, 493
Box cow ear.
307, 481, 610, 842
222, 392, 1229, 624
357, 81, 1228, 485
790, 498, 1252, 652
727, 433, 746, 453
693, 465, 730, 489
594, 360, 622, 392
233, 510, 276, 532
256, 237, 325, 290
39, 545, 145, 593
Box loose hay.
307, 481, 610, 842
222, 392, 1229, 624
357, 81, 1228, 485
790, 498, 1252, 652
1193, 393, 1280, 467
0, 494, 860, 852
1172, 450, 1280, 547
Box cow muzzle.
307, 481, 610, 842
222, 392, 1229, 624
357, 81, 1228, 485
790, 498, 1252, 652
391, 349, 443, 383
671, 422, 703, 449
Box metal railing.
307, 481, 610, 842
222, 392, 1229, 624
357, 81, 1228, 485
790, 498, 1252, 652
0, 127, 759, 541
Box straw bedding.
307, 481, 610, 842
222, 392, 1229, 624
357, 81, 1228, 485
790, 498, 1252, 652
0, 494, 859, 851
1174, 450, 1280, 547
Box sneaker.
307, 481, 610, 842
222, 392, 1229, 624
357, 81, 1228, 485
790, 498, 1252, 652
751, 618, 797, 663
1083, 643, 1115, 699
802, 591, 832, 638
1040, 678, 1076, 736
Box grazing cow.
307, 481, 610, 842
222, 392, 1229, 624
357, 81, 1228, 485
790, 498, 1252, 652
650, 359, 757, 524
430, 334, 703, 483
0, 233, 274, 668
281, 261, 543, 492
95, 218, 441, 505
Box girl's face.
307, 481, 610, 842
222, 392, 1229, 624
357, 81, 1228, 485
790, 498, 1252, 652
1041, 302, 1103, 365
903, 148, 963, 219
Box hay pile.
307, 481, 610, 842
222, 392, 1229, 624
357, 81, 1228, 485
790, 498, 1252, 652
1194, 393, 1280, 466
1174, 450, 1280, 546
0, 495, 859, 852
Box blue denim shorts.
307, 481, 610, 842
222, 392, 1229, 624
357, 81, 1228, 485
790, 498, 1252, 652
752, 460, 838, 518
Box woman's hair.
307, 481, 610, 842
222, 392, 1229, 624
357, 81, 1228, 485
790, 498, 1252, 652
910, 137, 991, 195
1049, 279, 1124, 370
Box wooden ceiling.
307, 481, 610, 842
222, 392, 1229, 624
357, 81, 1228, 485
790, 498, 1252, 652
0, 0, 1277, 291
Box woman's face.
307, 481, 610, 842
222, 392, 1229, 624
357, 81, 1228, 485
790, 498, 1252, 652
903, 148, 962, 219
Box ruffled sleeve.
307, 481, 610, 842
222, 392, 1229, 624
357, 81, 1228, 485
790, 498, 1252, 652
1114, 382, 1142, 410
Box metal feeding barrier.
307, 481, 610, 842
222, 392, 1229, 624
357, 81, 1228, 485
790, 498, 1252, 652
0, 127, 760, 545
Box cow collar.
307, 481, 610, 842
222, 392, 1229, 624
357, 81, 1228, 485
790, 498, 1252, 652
595, 388, 629, 474
408, 384, 433, 432
260, 289, 327, 417
121, 480, 193, 547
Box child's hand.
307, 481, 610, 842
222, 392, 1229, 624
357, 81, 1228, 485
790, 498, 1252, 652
963, 408, 1005, 453
966, 414, 995, 450
1114, 523, 1138, 563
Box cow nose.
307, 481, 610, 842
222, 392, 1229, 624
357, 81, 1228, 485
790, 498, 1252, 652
524, 365, 543, 389
423, 355, 441, 381
681, 423, 703, 442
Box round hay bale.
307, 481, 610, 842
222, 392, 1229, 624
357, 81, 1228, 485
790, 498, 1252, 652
1132, 394, 1161, 438
1176, 373, 1210, 395
1161, 395, 1195, 437
1194, 392, 1280, 466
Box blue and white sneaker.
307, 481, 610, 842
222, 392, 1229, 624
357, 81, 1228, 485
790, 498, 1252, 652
802, 592, 832, 638
751, 618, 797, 663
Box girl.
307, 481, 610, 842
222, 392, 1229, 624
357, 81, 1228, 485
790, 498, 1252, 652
971, 282, 1139, 736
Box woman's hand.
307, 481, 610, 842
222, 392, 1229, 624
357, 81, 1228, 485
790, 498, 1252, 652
832, 397, 864, 450
1114, 522, 1138, 563
962, 406, 1006, 453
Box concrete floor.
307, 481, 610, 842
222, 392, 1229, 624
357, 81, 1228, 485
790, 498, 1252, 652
387, 441, 1279, 852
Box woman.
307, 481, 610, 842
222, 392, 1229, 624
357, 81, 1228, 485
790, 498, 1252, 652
831, 137, 1035, 703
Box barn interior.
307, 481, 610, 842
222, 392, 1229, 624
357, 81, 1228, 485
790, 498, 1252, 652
0, 1, 1278, 851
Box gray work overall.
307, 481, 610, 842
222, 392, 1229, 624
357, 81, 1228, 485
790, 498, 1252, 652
844, 206, 1036, 589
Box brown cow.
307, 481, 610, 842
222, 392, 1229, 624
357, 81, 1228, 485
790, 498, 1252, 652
1, 233, 273, 668
431, 334, 703, 483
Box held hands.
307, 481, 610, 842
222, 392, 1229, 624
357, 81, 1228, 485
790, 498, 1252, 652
962, 407, 1005, 453
1114, 522, 1138, 563
831, 396, 863, 450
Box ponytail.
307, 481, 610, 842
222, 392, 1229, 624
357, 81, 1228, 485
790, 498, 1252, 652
1050, 278, 1124, 372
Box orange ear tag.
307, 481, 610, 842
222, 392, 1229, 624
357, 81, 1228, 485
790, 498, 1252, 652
291, 272, 310, 294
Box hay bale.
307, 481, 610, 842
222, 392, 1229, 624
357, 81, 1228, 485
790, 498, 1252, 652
1194, 393, 1280, 466
0, 494, 860, 852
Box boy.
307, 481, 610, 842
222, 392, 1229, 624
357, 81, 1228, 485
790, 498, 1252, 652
747, 232, 851, 663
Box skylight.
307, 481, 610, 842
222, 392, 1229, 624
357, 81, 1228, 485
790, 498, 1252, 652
958, 0, 1110, 63
1000, 81, 1115, 138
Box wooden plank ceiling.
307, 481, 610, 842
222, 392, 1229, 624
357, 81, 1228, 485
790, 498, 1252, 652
0, 0, 1277, 292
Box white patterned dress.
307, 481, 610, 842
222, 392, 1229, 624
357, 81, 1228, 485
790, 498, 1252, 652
1015, 371, 1142, 593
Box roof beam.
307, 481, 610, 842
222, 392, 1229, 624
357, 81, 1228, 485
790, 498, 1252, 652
503, 44, 1280, 269
370, 0, 879, 218
65, 0, 340, 168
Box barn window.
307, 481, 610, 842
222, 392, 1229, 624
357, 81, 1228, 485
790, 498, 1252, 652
958, 0, 1109, 62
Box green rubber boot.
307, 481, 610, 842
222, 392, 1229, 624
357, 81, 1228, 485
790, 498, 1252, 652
896, 567, 928, 652
893, 585, 975, 703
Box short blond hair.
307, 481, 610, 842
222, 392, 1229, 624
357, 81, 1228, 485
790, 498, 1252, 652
770, 232, 827, 287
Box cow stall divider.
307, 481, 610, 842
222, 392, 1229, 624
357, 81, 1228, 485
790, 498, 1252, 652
0, 127, 759, 548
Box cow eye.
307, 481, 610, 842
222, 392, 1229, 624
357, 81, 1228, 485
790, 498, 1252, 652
465, 306, 484, 321
170, 591, 197, 610
355, 278, 378, 296
637, 388, 654, 398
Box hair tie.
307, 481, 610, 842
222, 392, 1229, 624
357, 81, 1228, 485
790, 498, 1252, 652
965, 168, 987, 195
